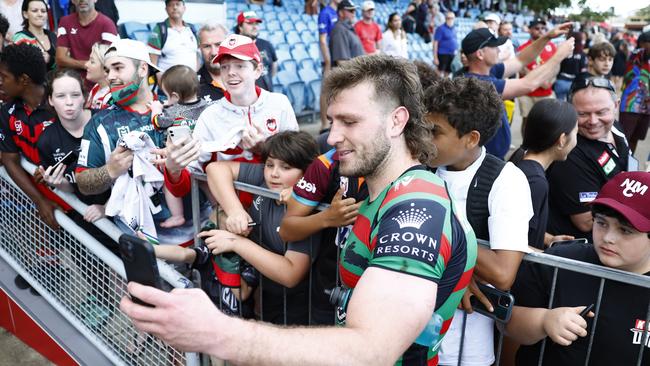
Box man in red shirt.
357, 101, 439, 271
55, 0, 117, 86
353, 1, 382, 54
517, 18, 557, 133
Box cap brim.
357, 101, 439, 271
242, 18, 263, 23
486, 36, 508, 48
212, 52, 254, 64
591, 197, 650, 232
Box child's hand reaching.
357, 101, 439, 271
199, 229, 239, 255
148, 100, 164, 116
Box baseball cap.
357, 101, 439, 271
105, 38, 161, 72
212, 34, 262, 65
591, 171, 650, 232
461, 28, 507, 54
361, 1, 375, 11
529, 18, 546, 28
483, 13, 500, 25
337, 0, 358, 12
638, 31, 650, 45
237, 10, 263, 25
164, 0, 183, 4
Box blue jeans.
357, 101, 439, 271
554, 79, 572, 101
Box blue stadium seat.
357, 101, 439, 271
281, 59, 298, 73
258, 30, 269, 40
309, 79, 321, 112
300, 30, 317, 44
281, 21, 295, 32
267, 20, 281, 31
298, 67, 319, 84
286, 31, 301, 44
277, 70, 300, 86
299, 58, 316, 72
276, 49, 292, 63
289, 13, 302, 22
295, 22, 308, 33
275, 42, 290, 52
120, 21, 148, 39
269, 31, 286, 46
291, 42, 307, 53
307, 22, 317, 32
277, 12, 290, 22
308, 43, 320, 60
291, 47, 310, 63
286, 81, 307, 115
130, 29, 151, 43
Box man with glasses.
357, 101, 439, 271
460, 24, 573, 159
546, 77, 636, 241
517, 18, 557, 132
433, 11, 457, 78
330, 0, 364, 66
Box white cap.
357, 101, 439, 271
484, 13, 501, 25
362, 1, 375, 11
105, 38, 161, 72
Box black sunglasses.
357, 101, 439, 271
569, 77, 615, 95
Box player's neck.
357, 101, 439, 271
367, 146, 419, 201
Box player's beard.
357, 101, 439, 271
339, 127, 391, 179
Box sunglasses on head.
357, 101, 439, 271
569, 77, 615, 95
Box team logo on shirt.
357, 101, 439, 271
71, 28, 78, 35
253, 195, 263, 211
393, 175, 414, 191
391, 203, 433, 230
597, 151, 610, 166
339, 176, 349, 196
630, 319, 650, 348
117, 126, 131, 138
14, 120, 23, 135
57, 27, 66, 36
266, 118, 277, 132
296, 177, 316, 194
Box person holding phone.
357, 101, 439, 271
37, 68, 109, 223
506, 171, 650, 365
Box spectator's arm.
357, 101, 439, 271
319, 33, 331, 72
154, 245, 197, 264
122, 266, 437, 365
501, 38, 574, 100
504, 22, 572, 77
432, 40, 439, 64
204, 161, 253, 235
55, 46, 87, 70
570, 211, 593, 233
76, 166, 114, 195
473, 247, 525, 290
506, 305, 591, 346
1, 152, 58, 229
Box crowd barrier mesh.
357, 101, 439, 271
0, 164, 195, 366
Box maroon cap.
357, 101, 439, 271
592, 171, 650, 232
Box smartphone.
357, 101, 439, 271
550, 238, 588, 247
580, 303, 594, 318
51, 150, 78, 171
168, 125, 192, 144
119, 234, 165, 307
470, 283, 515, 323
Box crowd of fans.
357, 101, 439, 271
0, 0, 649, 365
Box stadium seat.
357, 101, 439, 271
286, 31, 301, 45
309, 79, 321, 112
291, 47, 310, 63
281, 59, 298, 73
295, 22, 308, 33
286, 81, 307, 115
281, 21, 295, 32
276, 49, 292, 63
298, 67, 319, 84
299, 58, 316, 72
275, 42, 290, 52
300, 30, 317, 44
267, 20, 281, 32
130, 29, 151, 43
277, 12, 289, 22
120, 21, 148, 39
269, 32, 286, 46
277, 70, 300, 86
291, 42, 307, 53
307, 43, 320, 60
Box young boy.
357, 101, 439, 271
156, 131, 320, 325
506, 171, 650, 365
149, 65, 210, 228
586, 41, 616, 78
423, 77, 534, 366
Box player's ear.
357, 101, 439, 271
388, 106, 409, 138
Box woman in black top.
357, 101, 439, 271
12, 0, 56, 70
509, 99, 579, 249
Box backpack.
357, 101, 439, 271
156, 21, 199, 57
465, 154, 506, 241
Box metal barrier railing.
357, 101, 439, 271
190, 170, 650, 366
0, 160, 199, 366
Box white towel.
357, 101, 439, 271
105, 132, 164, 239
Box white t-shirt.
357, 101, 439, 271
157, 26, 198, 72
498, 38, 516, 61
0, 0, 23, 38
436, 148, 533, 366
381, 30, 408, 58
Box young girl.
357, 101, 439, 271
84, 42, 111, 109
509, 99, 579, 249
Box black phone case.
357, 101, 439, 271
119, 234, 165, 307
469, 283, 515, 323
52, 150, 78, 170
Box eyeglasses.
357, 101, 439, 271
569, 77, 615, 96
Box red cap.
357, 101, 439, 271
237, 10, 263, 25
592, 171, 650, 232
212, 34, 262, 65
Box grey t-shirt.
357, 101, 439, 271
329, 21, 365, 64
239, 163, 322, 294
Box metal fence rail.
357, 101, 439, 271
0, 162, 198, 366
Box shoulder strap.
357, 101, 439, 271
465, 154, 506, 241
158, 21, 168, 53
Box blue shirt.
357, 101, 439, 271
318, 6, 338, 36
434, 24, 457, 55
465, 63, 511, 159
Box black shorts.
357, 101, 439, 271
437, 54, 454, 73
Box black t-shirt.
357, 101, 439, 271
197, 66, 225, 103
512, 243, 650, 366
546, 133, 630, 239
254, 38, 277, 92
36, 120, 110, 206
515, 159, 548, 249
558, 52, 587, 81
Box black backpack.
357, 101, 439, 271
156, 21, 199, 57
465, 154, 506, 241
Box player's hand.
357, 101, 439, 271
545, 22, 573, 39
36, 198, 60, 230
84, 204, 106, 222
224, 209, 253, 236
106, 145, 134, 179
323, 188, 361, 228
199, 229, 239, 254
240, 123, 265, 151
460, 276, 493, 313
542, 306, 593, 346
120, 283, 232, 355
164, 136, 201, 176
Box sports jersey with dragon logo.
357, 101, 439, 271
338, 166, 477, 365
